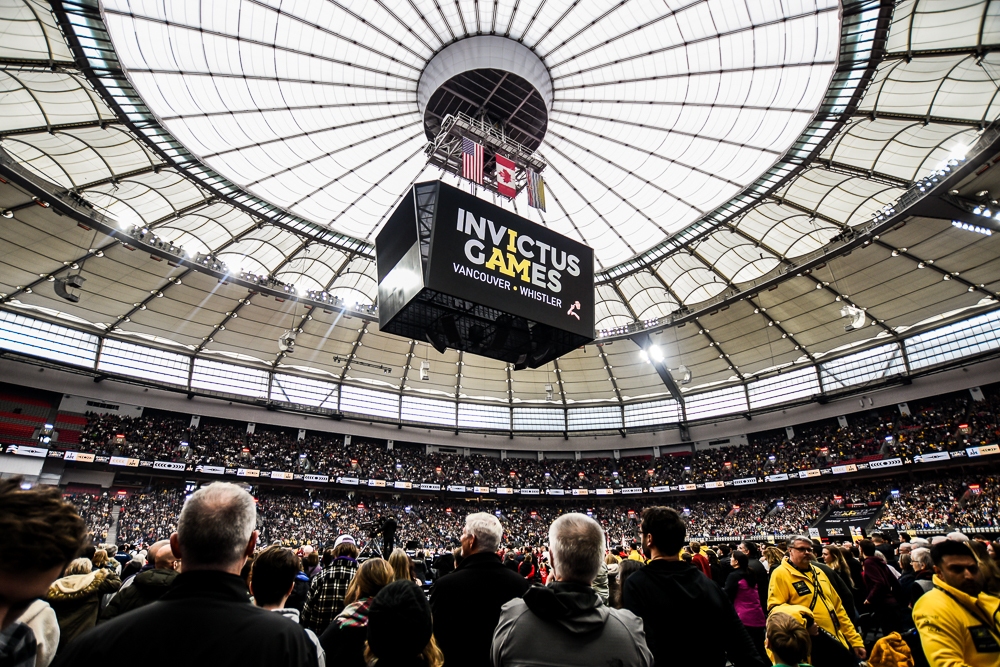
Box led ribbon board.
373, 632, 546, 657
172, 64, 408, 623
377, 181, 594, 368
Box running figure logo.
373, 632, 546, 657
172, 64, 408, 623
567, 301, 581, 320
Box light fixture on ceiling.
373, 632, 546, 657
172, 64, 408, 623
840, 305, 866, 332
278, 330, 297, 354
952, 220, 993, 236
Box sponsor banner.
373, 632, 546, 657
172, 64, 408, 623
495, 487, 512, 495
139, 460, 153, 468
5, 445, 48, 458
196, 465, 225, 475
225, 468, 237, 475
678, 484, 697, 491
546, 489, 566, 496
47, 450, 65, 458
704, 481, 724, 489
473, 486, 490, 494
95, 456, 111, 464
820, 469, 833, 476
915, 452, 951, 463
394, 481, 413, 490
304, 474, 330, 483
572, 488, 589, 496
650, 485, 670, 493
418, 483, 441, 491
338, 477, 360, 486
621, 487, 643, 495
950, 450, 967, 458
595, 488, 613, 496
967, 444, 1000, 457
237, 468, 260, 478
519, 488, 540, 496
270, 471, 294, 480
868, 458, 902, 470
808, 528, 821, 538
367, 479, 387, 487
153, 461, 186, 471
59, 394, 144, 417
447, 485, 467, 492
765, 473, 788, 483
832, 464, 858, 475
733, 477, 758, 486
110, 456, 139, 467
63, 451, 96, 463
799, 469, 821, 479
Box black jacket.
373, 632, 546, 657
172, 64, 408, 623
319, 622, 367, 667
430, 552, 530, 667
746, 557, 769, 612
53, 571, 318, 667
623, 559, 767, 667
98, 568, 177, 623
814, 561, 859, 624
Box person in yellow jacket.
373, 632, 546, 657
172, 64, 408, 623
767, 536, 866, 660
912, 539, 1000, 667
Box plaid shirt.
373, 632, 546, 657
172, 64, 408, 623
301, 557, 358, 632
0, 622, 37, 667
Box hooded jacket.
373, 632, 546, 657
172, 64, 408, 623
17, 600, 59, 667
623, 559, 766, 667
767, 559, 863, 651
99, 567, 177, 623
45, 569, 121, 649
911, 574, 1000, 667
492, 581, 653, 667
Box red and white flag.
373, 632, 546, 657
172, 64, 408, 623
495, 154, 516, 198
462, 137, 483, 184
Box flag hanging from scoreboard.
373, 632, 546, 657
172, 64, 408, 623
495, 154, 516, 198
527, 168, 546, 211
462, 137, 483, 184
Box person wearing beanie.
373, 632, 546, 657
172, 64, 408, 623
365, 580, 443, 667
302, 536, 360, 632
492, 514, 652, 667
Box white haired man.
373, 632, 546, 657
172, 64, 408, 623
492, 513, 653, 667
53, 483, 318, 667
430, 512, 530, 667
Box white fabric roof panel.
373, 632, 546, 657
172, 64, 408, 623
2, 0, 1000, 429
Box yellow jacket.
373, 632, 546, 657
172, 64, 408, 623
627, 549, 644, 562
912, 575, 1000, 667
767, 559, 863, 650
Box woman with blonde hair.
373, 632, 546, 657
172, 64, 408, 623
388, 548, 421, 585
319, 558, 394, 667
763, 546, 785, 572
364, 580, 444, 667
46, 557, 121, 649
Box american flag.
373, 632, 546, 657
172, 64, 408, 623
462, 137, 483, 184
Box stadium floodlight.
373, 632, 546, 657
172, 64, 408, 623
840, 305, 866, 332
952, 220, 993, 236
278, 330, 297, 354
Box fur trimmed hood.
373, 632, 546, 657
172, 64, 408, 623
46, 569, 109, 601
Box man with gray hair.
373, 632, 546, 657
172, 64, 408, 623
430, 512, 530, 667
908, 546, 935, 607
53, 483, 318, 667
492, 513, 653, 667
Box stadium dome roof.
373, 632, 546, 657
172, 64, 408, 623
1, 0, 1000, 434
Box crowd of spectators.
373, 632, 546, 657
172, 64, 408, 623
60, 465, 998, 552
65, 384, 1000, 493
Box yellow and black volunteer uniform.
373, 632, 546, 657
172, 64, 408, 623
912, 574, 1000, 667
767, 559, 864, 653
